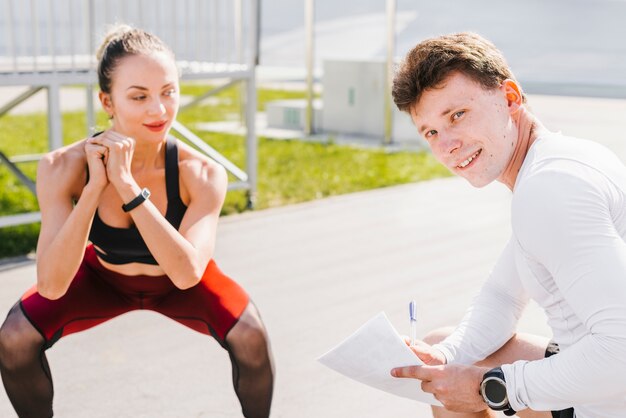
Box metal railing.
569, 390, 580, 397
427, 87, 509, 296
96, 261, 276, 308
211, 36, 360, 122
0, 0, 260, 228
0, 0, 257, 76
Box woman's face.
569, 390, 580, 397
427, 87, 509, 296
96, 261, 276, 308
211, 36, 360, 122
100, 51, 180, 142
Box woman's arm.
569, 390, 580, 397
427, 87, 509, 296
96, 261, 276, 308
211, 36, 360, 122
121, 156, 226, 289
139, 153, 228, 289
35, 142, 109, 299
92, 132, 227, 289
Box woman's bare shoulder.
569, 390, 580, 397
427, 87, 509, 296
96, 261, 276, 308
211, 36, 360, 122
38, 140, 88, 191
175, 140, 227, 200
40, 140, 86, 167
176, 140, 227, 181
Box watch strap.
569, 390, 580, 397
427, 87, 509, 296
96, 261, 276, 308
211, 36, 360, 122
122, 187, 151, 212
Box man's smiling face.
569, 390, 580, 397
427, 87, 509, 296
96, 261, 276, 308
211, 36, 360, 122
410, 71, 518, 188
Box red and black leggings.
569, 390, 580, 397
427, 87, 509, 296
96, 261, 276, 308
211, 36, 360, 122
21, 245, 250, 347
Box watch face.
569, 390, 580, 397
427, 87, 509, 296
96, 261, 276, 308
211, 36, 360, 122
484, 377, 507, 405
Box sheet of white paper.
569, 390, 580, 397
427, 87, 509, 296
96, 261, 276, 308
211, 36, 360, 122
318, 312, 442, 406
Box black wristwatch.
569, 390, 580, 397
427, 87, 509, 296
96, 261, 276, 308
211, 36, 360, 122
122, 188, 151, 212
480, 367, 516, 416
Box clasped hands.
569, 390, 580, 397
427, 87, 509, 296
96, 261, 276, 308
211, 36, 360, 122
84, 130, 136, 191
390, 337, 489, 412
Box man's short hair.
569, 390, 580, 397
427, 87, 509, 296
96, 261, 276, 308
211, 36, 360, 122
392, 32, 526, 113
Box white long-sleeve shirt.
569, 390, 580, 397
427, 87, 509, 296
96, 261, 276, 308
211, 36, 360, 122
434, 132, 626, 417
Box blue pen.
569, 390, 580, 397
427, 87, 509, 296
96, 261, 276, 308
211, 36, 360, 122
409, 300, 417, 347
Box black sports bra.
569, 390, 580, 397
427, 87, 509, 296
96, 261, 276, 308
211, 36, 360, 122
88, 136, 187, 265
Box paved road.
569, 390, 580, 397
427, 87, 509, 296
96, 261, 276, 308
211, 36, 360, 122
0, 179, 531, 418
1, 93, 625, 417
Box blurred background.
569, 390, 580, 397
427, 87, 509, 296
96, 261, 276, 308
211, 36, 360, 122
260, 0, 626, 89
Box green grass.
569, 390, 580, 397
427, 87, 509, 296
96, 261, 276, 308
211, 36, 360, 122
0, 84, 448, 259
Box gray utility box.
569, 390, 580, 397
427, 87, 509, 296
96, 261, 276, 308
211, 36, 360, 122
265, 59, 426, 145
322, 59, 423, 144
266, 99, 323, 131
323, 59, 387, 137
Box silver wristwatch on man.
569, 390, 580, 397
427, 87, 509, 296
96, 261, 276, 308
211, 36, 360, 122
480, 367, 516, 416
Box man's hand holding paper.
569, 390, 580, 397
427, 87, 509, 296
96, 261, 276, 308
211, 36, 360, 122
317, 312, 442, 406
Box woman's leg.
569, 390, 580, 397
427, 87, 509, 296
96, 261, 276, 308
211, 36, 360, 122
153, 260, 275, 418
225, 303, 274, 418
424, 327, 552, 418
0, 248, 137, 417
0, 303, 53, 418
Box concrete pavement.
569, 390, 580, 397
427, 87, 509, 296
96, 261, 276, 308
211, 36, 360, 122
0, 94, 626, 417
0, 178, 527, 418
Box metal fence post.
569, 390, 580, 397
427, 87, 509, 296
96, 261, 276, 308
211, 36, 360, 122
305, 0, 315, 135
86, 0, 96, 135
47, 83, 63, 149
384, 0, 396, 145
245, 0, 259, 208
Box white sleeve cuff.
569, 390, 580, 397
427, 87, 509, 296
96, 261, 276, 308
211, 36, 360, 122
431, 343, 455, 364
501, 361, 529, 412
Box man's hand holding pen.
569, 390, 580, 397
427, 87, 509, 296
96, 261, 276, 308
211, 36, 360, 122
391, 300, 489, 412
403, 300, 447, 365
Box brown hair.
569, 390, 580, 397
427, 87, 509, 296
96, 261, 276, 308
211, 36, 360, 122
392, 32, 525, 113
96, 24, 174, 93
